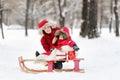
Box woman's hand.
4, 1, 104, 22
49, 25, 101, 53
52, 37, 58, 44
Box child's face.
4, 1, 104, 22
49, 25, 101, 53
59, 35, 64, 40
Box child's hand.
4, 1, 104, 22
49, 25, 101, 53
73, 44, 80, 51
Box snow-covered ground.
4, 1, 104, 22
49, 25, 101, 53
0, 25, 120, 80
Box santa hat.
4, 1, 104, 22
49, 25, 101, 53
38, 19, 56, 35
38, 19, 48, 28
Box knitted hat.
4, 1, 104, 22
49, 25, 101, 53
38, 19, 48, 28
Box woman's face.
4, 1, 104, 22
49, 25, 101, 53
43, 26, 52, 34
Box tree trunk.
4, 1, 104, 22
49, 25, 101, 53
25, 0, 30, 36
109, 0, 113, 33
58, 0, 66, 27
53, 0, 58, 20
80, 0, 89, 37
0, 0, 4, 39
99, 0, 103, 33
31, 0, 34, 29
88, 0, 99, 38
114, 0, 119, 36
0, 12, 4, 39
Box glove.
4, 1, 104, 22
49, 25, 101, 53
73, 44, 80, 51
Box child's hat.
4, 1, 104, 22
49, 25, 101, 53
61, 27, 70, 36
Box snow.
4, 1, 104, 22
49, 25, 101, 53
0, 25, 120, 80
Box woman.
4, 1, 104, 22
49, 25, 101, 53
36, 19, 63, 69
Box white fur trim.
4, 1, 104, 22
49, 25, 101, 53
61, 45, 74, 53
38, 22, 57, 35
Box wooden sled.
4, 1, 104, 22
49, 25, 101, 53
18, 56, 48, 73
18, 51, 84, 73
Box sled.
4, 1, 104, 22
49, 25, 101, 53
18, 51, 84, 73
18, 56, 48, 73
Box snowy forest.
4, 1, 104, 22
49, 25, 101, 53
0, 0, 120, 80
0, 0, 120, 39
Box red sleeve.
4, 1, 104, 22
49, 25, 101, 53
67, 37, 76, 47
41, 36, 50, 52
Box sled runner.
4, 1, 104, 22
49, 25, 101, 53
18, 51, 84, 73
18, 56, 48, 73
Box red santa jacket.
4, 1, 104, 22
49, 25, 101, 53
40, 27, 60, 55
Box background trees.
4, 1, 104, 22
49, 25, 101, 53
0, 0, 120, 39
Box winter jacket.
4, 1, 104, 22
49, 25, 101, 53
54, 27, 76, 50
55, 37, 76, 50
41, 27, 60, 55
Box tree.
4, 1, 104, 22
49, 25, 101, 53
80, 0, 99, 38
99, 0, 104, 33
0, 0, 4, 39
58, 0, 66, 27
88, 0, 99, 38
109, 0, 113, 32
114, 0, 119, 36
80, 0, 89, 37
29, 0, 35, 29
25, 0, 30, 36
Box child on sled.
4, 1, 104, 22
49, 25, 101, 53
51, 26, 80, 60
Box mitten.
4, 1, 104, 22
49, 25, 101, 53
73, 44, 79, 51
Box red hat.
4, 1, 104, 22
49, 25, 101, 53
38, 19, 48, 28
61, 27, 70, 36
